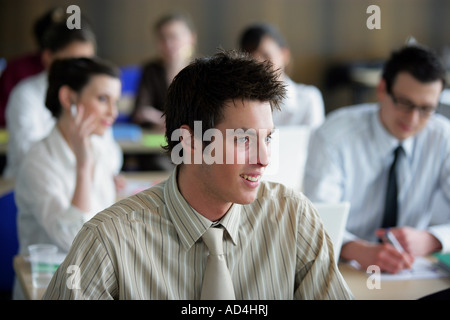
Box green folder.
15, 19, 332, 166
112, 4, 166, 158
0, 129, 8, 144
142, 133, 167, 148
433, 252, 450, 275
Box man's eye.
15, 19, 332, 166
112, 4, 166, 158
420, 106, 435, 113
236, 136, 249, 144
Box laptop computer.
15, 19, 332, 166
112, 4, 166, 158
262, 126, 311, 191
313, 202, 350, 262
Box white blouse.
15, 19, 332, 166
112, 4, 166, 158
15, 126, 118, 254
272, 76, 325, 128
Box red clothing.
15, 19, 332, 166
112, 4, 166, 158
0, 53, 44, 127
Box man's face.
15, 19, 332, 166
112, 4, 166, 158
194, 99, 274, 207
378, 71, 443, 140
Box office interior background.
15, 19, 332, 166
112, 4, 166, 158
1, 0, 450, 115
2, 0, 450, 302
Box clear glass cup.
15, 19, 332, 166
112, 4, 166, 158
28, 244, 58, 288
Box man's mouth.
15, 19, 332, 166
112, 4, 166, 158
240, 174, 261, 182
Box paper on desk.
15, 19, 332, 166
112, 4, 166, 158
350, 256, 449, 281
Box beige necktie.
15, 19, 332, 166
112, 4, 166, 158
200, 227, 236, 300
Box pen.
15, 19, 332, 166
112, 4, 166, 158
386, 230, 405, 253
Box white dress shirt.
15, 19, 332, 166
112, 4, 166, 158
13, 126, 119, 300
272, 76, 325, 128
4, 70, 122, 178
304, 103, 450, 252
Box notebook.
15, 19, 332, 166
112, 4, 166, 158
313, 202, 351, 262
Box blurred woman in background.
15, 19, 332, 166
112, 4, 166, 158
13, 57, 122, 299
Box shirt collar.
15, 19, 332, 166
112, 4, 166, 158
372, 106, 414, 160
50, 125, 76, 167
217, 203, 240, 246
164, 166, 240, 251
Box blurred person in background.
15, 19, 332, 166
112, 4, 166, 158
0, 7, 64, 128
304, 45, 450, 274
13, 57, 122, 299
240, 22, 324, 129
131, 11, 197, 131
4, 17, 123, 178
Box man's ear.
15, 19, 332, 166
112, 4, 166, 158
180, 124, 195, 154
179, 124, 199, 164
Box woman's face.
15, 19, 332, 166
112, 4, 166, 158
75, 74, 121, 136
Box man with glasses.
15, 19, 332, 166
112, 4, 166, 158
304, 45, 450, 274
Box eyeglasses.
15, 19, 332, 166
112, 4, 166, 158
389, 93, 439, 118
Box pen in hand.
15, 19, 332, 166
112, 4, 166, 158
386, 229, 405, 253
384, 229, 414, 270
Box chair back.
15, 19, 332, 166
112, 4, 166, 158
0, 191, 18, 291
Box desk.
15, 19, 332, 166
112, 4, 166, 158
339, 261, 450, 300
0, 129, 167, 173
0, 176, 14, 197
13, 255, 46, 300
0, 129, 166, 157
117, 130, 166, 155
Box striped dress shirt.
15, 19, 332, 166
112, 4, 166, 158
304, 103, 450, 252
43, 167, 353, 300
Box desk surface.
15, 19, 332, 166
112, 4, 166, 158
13, 255, 46, 300
0, 129, 166, 156
339, 261, 450, 300
0, 176, 14, 197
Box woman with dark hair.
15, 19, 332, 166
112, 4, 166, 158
3, 18, 111, 178
13, 57, 122, 299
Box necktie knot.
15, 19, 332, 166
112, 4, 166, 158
202, 227, 224, 256
392, 145, 403, 163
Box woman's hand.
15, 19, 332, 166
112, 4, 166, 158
69, 104, 96, 173
69, 104, 97, 212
